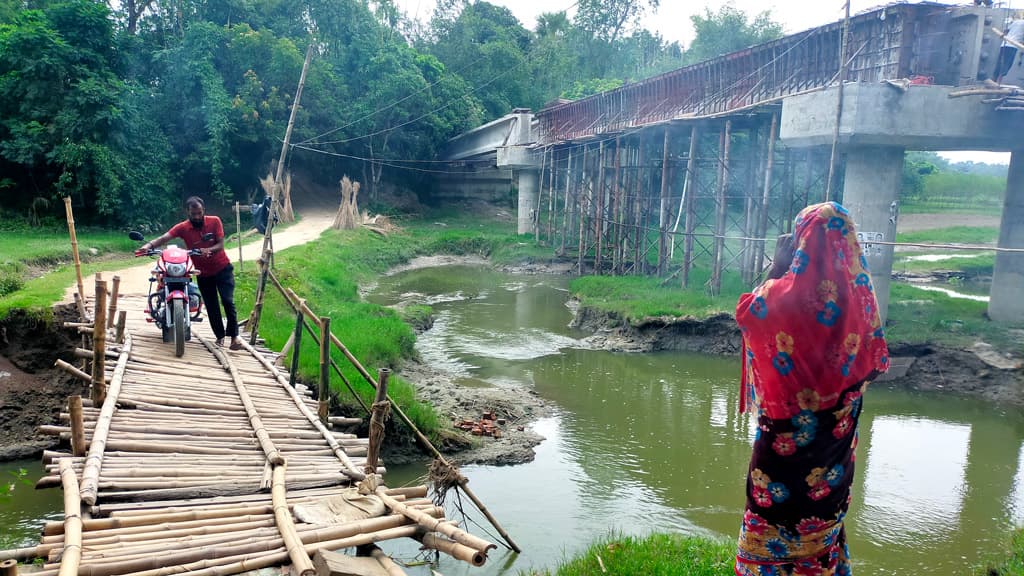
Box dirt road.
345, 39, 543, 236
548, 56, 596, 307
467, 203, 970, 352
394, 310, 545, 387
62, 211, 336, 302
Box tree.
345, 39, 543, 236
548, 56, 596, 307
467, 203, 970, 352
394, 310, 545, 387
686, 5, 783, 64
574, 0, 658, 45
425, 1, 534, 119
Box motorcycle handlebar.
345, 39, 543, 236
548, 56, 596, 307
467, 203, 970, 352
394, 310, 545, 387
133, 248, 204, 257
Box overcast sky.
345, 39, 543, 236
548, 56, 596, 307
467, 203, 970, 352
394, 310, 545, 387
394, 0, 1013, 164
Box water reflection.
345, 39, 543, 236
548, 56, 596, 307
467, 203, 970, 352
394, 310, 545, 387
860, 416, 970, 545
1012, 442, 1024, 526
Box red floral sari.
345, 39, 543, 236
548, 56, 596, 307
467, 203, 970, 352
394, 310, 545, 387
734, 202, 889, 576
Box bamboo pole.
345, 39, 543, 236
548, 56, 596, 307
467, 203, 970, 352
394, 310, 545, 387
611, 137, 622, 275
559, 149, 572, 255
681, 126, 699, 287
594, 140, 605, 275
365, 369, 389, 476
64, 197, 86, 321
57, 459, 82, 576
91, 278, 108, 405
69, 396, 87, 457
577, 144, 589, 273
710, 121, 731, 295
288, 310, 303, 387
115, 311, 127, 345
250, 42, 314, 343
825, 0, 851, 201
318, 317, 330, 424
235, 202, 243, 273
0, 559, 17, 576
367, 545, 407, 576
80, 335, 132, 506
658, 126, 671, 275
106, 276, 120, 329
755, 113, 779, 277
56, 359, 95, 384
272, 465, 315, 576
418, 532, 485, 567
376, 489, 495, 555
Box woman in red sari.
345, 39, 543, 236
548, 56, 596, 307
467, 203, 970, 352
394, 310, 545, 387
734, 202, 889, 576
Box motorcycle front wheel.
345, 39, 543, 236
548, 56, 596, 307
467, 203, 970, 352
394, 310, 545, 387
172, 299, 186, 357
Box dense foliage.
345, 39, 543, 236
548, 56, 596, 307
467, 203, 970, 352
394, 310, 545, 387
902, 151, 1006, 213
0, 0, 783, 229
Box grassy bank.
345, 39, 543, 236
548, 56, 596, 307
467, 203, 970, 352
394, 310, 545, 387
229, 218, 545, 444
522, 532, 735, 576
0, 223, 139, 320
521, 527, 1024, 576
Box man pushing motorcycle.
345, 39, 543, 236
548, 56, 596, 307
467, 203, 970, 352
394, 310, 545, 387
139, 196, 241, 350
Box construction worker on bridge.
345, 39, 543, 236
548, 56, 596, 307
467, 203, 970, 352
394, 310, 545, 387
995, 12, 1024, 84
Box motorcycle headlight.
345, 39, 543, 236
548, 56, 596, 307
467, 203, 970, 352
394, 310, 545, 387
165, 263, 187, 277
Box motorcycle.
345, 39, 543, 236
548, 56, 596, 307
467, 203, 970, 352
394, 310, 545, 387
128, 231, 209, 357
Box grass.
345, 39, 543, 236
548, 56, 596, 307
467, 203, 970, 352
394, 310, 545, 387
979, 529, 1024, 576
896, 226, 999, 245
884, 283, 1018, 350
522, 533, 734, 576
569, 268, 747, 323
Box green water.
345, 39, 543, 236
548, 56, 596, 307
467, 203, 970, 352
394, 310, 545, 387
0, 459, 62, 549
3, 264, 1021, 576
369, 265, 1024, 576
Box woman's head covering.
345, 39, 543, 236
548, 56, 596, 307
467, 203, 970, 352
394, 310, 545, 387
736, 201, 889, 419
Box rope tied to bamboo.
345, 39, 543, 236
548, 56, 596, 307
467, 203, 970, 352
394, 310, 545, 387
427, 459, 467, 507
368, 400, 390, 443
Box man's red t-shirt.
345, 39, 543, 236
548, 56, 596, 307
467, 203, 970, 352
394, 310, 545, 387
168, 216, 230, 276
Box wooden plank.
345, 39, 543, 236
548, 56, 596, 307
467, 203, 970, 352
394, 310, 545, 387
312, 550, 391, 576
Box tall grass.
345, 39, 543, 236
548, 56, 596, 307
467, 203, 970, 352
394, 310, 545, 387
978, 529, 1024, 576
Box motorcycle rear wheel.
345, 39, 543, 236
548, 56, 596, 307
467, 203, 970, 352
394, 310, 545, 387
172, 300, 186, 357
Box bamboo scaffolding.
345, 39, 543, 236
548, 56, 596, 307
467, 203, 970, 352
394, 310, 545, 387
418, 532, 485, 567
80, 335, 132, 506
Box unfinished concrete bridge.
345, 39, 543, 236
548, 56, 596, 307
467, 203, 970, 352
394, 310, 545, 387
1, 281, 503, 576
439, 1, 1024, 324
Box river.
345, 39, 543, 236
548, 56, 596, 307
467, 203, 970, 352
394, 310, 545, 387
368, 265, 1024, 575
3, 264, 1022, 576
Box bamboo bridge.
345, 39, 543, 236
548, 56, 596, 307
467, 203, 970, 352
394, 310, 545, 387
1, 270, 505, 576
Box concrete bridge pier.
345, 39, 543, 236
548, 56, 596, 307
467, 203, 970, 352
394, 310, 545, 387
841, 146, 904, 325
516, 169, 540, 235
989, 151, 1024, 323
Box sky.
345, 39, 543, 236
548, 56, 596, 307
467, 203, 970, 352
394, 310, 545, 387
394, 0, 1014, 165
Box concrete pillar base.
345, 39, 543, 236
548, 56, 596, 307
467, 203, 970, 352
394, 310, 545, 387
841, 146, 904, 325
516, 170, 540, 235
989, 151, 1024, 323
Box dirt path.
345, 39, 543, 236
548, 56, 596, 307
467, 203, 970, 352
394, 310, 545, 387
62, 211, 336, 301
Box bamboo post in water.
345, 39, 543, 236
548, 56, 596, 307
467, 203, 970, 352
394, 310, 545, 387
106, 276, 120, 329
68, 396, 86, 457
91, 279, 108, 405
56, 459, 82, 576
318, 317, 330, 424
235, 202, 243, 272
288, 310, 304, 388
63, 197, 86, 321
365, 369, 390, 475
